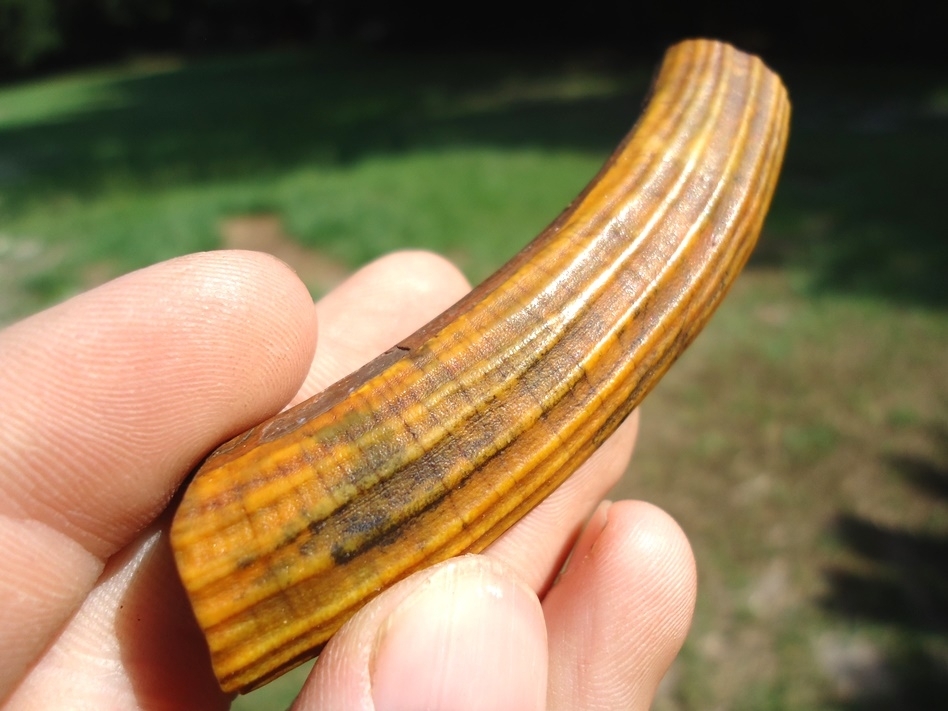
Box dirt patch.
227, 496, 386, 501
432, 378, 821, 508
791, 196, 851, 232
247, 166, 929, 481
219, 214, 350, 295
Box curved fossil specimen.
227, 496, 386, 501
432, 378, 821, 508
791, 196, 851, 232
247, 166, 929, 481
171, 38, 790, 693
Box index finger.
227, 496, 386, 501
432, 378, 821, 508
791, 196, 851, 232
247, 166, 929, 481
0, 251, 317, 698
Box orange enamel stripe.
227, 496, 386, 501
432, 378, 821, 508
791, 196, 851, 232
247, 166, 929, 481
171, 39, 790, 693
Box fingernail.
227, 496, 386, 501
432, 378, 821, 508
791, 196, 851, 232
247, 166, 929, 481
370, 557, 547, 711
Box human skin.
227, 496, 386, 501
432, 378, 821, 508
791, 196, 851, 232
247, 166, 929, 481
0, 249, 696, 710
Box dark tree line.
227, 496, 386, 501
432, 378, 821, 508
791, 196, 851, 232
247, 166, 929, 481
1, 0, 944, 76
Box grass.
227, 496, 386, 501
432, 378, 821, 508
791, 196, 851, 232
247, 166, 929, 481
2, 46, 946, 710
0, 48, 646, 320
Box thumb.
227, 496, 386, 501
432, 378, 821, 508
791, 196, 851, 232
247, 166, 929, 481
295, 555, 548, 711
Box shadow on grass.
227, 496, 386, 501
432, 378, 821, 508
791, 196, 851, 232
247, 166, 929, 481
751, 64, 948, 309
0, 49, 650, 201
820, 427, 948, 709
1, 48, 946, 307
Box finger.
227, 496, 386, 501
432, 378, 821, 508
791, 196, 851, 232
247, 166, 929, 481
0, 517, 101, 703
295, 556, 547, 711
0, 250, 317, 555
544, 501, 697, 711
4, 520, 227, 711
290, 250, 471, 403
0, 251, 316, 702
486, 410, 640, 594
4, 252, 470, 707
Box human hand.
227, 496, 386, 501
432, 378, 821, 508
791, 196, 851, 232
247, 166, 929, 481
0, 250, 695, 710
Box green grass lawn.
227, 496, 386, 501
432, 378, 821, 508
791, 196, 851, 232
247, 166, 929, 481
0, 48, 648, 320
2, 46, 946, 710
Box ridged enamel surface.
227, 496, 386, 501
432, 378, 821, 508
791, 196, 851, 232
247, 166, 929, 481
171, 39, 790, 693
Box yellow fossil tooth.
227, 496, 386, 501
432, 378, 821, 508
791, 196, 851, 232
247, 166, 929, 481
171, 38, 790, 693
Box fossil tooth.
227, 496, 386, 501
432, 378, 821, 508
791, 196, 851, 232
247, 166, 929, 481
171, 38, 790, 693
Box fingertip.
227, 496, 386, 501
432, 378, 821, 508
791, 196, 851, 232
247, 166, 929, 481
297, 556, 547, 711
363, 250, 472, 301
167, 250, 319, 423
0, 250, 318, 555
320, 250, 470, 317
370, 557, 546, 711
568, 499, 697, 648
546, 500, 696, 710
594, 500, 697, 631
296, 250, 471, 399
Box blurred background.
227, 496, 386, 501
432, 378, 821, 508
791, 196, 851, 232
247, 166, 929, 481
1, 1, 946, 709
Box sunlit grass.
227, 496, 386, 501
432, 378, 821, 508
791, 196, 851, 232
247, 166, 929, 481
1, 147, 602, 314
